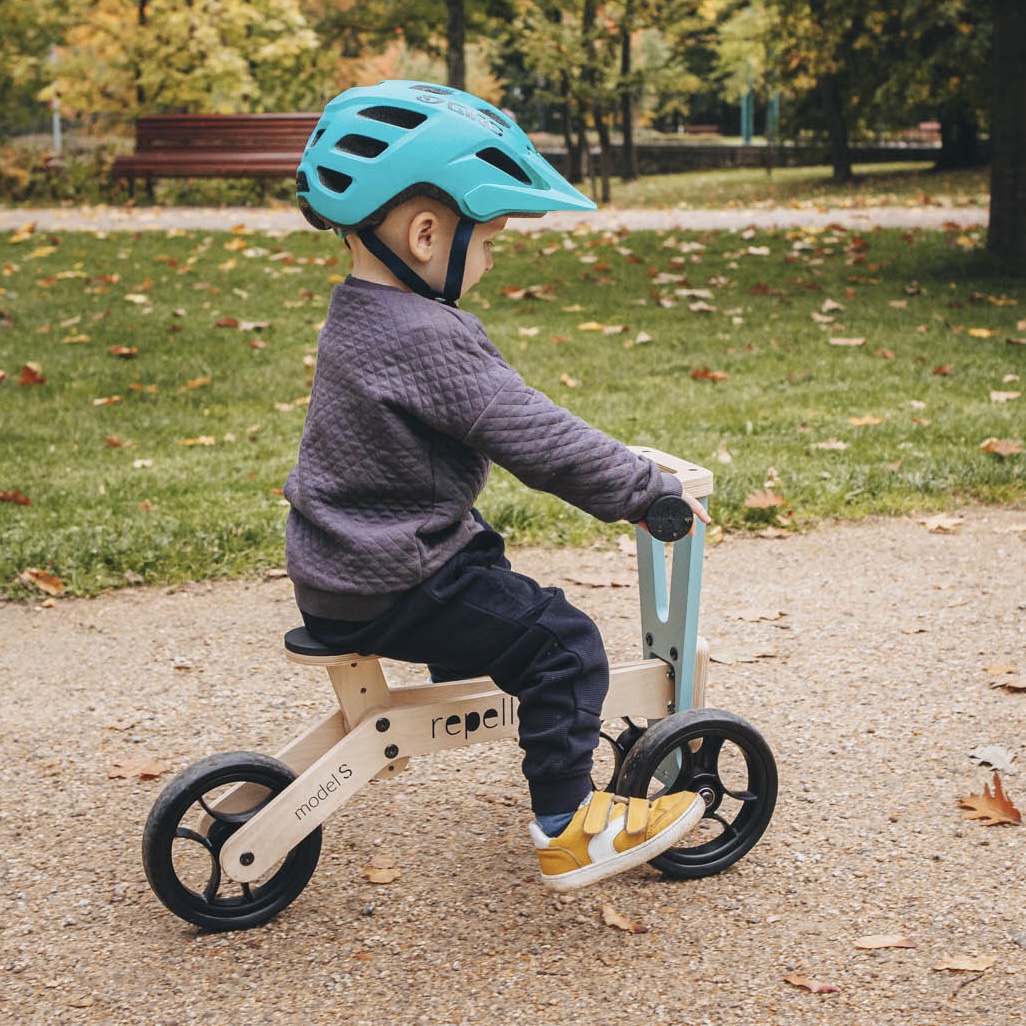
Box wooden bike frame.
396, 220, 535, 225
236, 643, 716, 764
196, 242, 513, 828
218, 448, 714, 884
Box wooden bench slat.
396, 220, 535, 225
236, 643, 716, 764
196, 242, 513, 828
113, 113, 321, 188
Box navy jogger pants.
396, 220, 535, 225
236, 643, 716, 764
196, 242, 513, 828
300, 527, 608, 815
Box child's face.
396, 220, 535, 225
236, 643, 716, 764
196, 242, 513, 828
456, 215, 507, 297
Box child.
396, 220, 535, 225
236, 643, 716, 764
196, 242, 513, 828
287, 80, 711, 892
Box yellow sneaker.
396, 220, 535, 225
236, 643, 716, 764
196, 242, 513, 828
530, 790, 705, 892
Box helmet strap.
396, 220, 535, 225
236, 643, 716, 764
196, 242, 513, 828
356, 216, 476, 307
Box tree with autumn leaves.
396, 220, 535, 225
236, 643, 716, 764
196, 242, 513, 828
3, 1, 1026, 272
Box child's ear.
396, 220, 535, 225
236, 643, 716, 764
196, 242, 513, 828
407, 211, 438, 265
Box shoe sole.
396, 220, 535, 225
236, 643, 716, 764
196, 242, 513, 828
539, 793, 706, 892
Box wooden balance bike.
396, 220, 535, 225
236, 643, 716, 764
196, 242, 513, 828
142, 448, 777, 931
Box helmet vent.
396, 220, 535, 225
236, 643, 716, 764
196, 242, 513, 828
476, 146, 532, 185
317, 166, 353, 194
335, 133, 388, 158
358, 105, 427, 130
479, 108, 512, 131
309, 128, 326, 148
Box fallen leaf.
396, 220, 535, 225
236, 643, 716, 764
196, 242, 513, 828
848, 414, 886, 426
992, 678, 1026, 692
989, 390, 1021, 403
17, 363, 46, 386
601, 905, 648, 934
363, 853, 401, 884
968, 327, 998, 338
184, 376, 212, 390
814, 438, 848, 450
854, 934, 917, 950
92, 395, 122, 406
968, 744, 1016, 774
784, 974, 840, 994
958, 771, 1022, 826
178, 436, 217, 447
917, 515, 964, 533
690, 366, 730, 382
18, 567, 64, 596
108, 755, 172, 780
108, 345, 138, 358
933, 955, 997, 973
984, 663, 1017, 676
0, 489, 31, 506
828, 337, 865, 347
744, 489, 785, 509
979, 437, 1023, 457
559, 373, 581, 389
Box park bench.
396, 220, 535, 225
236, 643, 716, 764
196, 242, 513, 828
112, 112, 319, 194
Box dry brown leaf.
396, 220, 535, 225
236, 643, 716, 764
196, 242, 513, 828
958, 771, 1022, 826
814, 438, 848, 450
989, 390, 1022, 403
108, 755, 172, 780
363, 853, 401, 884
828, 336, 865, 347
743, 489, 785, 509
984, 663, 1017, 676
980, 437, 1023, 457
991, 678, 1026, 693
690, 366, 730, 382
848, 414, 886, 426
601, 905, 648, 934
18, 363, 47, 386
18, 567, 65, 596
784, 974, 840, 994
559, 373, 581, 389
917, 515, 964, 533
854, 934, 917, 950
933, 954, 996, 973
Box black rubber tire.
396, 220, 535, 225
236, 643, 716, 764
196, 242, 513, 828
617, 708, 777, 879
142, 751, 321, 931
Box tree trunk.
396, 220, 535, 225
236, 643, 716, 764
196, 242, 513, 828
593, 105, 612, 204
988, 0, 1026, 274
446, 0, 466, 91
936, 102, 984, 170
819, 72, 851, 183
619, 6, 639, 181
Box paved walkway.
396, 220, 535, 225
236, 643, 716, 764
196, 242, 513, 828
0, 203, 989, 234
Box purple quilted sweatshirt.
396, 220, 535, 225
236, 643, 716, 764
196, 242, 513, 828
284, 278, 680, 620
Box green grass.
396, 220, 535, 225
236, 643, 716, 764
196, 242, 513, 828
605, 162, 991, 210
1, 220, 1023, 598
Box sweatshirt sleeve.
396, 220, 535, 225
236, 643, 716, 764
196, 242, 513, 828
464, 374, 681, 524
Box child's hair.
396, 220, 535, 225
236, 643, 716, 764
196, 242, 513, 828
296, 79, 594, 232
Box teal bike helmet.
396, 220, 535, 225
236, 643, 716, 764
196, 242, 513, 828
296, 80, 595, 304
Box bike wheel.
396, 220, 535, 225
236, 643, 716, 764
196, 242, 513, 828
142, 751, 321, 931
617, 709, 776, 879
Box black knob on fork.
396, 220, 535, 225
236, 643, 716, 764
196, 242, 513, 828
644, 495, 695, 542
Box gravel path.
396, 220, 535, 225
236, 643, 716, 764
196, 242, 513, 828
3, 508, 1025, 1026
0, 203, 989, 235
